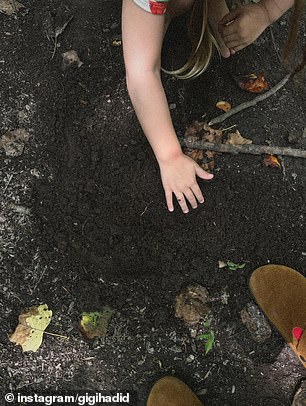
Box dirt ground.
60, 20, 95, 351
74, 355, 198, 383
1, 0, 306, 405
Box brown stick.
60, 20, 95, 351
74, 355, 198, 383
208, 73, 291, 126
181, 139, 306, 158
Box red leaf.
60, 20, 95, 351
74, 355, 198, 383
263, 154, 281, 168
238, 73, 269, 94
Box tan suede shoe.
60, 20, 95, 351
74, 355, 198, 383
147, 376, 204, 406
249, 264, 306, 368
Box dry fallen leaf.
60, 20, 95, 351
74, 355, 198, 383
175, 284, 210, 325
225, 130, 252, 145
79, 307, 114, 339
9, 304, 52, 352
0, 128, 30, 157
263, 154, 281, 168
189, 149, 204, 162
0, 0, 25, 15
216, 100, 231, 112
184, 121, 222, 171
238, 72, 269, 93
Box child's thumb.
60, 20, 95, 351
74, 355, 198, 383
219, 9, 240, 25
195, 165, 214, 180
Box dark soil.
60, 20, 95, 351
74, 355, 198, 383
1, 1, 306, 405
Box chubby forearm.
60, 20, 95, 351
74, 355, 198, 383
126, 71, 182, 163
260, 0, 294, 23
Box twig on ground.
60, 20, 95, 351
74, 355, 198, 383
279, 156, 287, 179
221, 124, 237, 132
140, 201, 153, 216
2, 173, 14, 194
43, 331, 69, 339
208, 73, 291, 126
181, 139, 306, 159
278, 156, 297, 191
51, 15, 74, 59
30, 266, 47, 295
20, 323, 69, 340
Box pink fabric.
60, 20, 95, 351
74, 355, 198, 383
293, 327, 304, 341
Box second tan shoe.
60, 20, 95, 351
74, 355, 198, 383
249, 264, 306, 368
147, 376, 203, 406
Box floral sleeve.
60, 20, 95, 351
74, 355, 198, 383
132, 0, 169, 15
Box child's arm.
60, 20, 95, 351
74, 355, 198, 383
122, 0, 213, 213
218, 0, 294, 53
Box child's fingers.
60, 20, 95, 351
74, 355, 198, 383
218, 9, 241, 26
175, 193, 189, 214
224, 39, 241, 48
183, 188, 198, 209
219, 23, 237, 37
231, 44, 245, 53
225, 38, 248, 49
195, 165, 214, 180
222, 33, 241, 45
191, 183, 204, 204
165, 189, 174, 212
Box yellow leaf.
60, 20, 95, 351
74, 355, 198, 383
9, 304, 52, 352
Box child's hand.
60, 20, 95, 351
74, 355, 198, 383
158, 153, 214, 213
218, 4, 270, 54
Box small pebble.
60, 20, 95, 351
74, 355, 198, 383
240, 302, 271, 343
170, 345, 182, 353
62, 50, 83, 70
196, 388, 208, 396
146, 343, 155, 354
186, 354, 195, 363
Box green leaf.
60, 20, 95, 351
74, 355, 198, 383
196, 331, 215, 355
197, 333, 209, 340
226, 261, 246, 271
80, 307, 114, 339
204, 331, 215, 354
